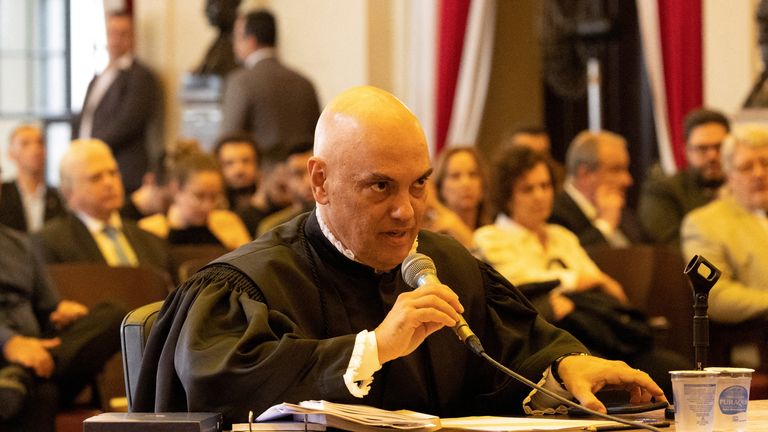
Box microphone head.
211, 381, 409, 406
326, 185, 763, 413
401, 253, 437, 288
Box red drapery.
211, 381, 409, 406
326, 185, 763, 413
658, 0, 703, 169
435, 0, 471, 153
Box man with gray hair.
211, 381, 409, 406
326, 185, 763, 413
549, 130, 646, 248
682, 124, 768, 324
34, 139, 168, 271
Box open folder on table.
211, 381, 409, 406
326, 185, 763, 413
230, 400, 628, 432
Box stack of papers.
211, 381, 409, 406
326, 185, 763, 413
251, 400, 440, 431
232, 400, 630, 432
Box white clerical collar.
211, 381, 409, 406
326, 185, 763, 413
315, 210, 418, 269
244, 48, 276, 69
564, 181, 598, 221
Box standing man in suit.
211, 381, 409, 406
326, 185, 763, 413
682, 125, 768, 324
74, 12, 163, 194
221, 9, 320, 169
0, 124, 65, 232
638, 108, 730, 244
34, 140, 169, 273
549, 130, 646, 248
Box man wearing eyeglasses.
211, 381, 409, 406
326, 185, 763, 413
682, 124, 768, 324
638, 108, 730, 244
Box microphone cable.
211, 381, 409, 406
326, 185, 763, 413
401, 253, 663, 432
476, 349, 663, 432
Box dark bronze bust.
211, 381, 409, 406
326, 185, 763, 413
195, 0, 241, 77
744, 0, 768, 107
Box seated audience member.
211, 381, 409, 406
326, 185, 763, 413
256, 148, 314, 236
34, 139, 169, 272
0, 124, 65, 232
638, 108, 730, 244
507, 125, 565, 189
122, 138, 200, 221
423, 146, 491, 249
140, 152, 251, 250
214, 133, 261, 213
238, 160, 294, 235
474, 145, 686, 395
0, 186, 123, 431
549, 130, 646, 248
682, 125, 768, 324
134, 86, 665, 426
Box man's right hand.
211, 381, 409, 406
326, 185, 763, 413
594, 185, 625, 231
2, 335, 60, 378
375, 284, 463, 364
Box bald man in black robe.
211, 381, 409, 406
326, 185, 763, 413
134, 86, 665, 426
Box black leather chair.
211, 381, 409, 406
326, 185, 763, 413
120, 301, 164, 411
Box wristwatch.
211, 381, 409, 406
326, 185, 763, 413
550, 352, 590, 387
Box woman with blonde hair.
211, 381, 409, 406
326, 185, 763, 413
423, 146, 491, 249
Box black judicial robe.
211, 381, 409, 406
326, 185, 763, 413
134, 212, 586, 425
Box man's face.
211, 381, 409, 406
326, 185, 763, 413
286, 151, 314, 205
218, 142, 259, 189
106, 15, 133, 61
232, 17, 253, 62
687, 122, 728, 183
9, 127, 45, 176
67, 151, 125, 220
592, 141, 633, 199
728, 144, 768, 211
314, 118, 431, 271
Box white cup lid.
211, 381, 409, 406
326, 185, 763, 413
669, 370, 720, 378
704, 367, 754, 377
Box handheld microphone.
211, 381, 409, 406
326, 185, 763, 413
401, 253, 485, 356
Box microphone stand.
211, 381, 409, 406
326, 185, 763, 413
683, 255, 721, 370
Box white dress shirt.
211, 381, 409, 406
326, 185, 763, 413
563, 182, 630, 248
474, 214, 602, 292
16, 181, 46, 232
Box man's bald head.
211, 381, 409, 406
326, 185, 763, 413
314, 86, 427, 162
60, 139, 125, 221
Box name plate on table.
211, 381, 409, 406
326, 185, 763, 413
83, 412, 222, 432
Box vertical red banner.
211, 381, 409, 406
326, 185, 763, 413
658, 0, 703, 169
435, 0, 471, 153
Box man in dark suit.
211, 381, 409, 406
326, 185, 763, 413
0, 124, 65, 232
73, 12, 163, 194
638, 108, 730, 244
549, 130, 646, 248
34, 139, 169, 273
221, 9, 320, 169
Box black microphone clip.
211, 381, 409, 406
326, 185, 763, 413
684, 255, 721, 370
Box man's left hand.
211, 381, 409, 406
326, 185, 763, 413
557, 355, 667, 413
49, 300, 89, 329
